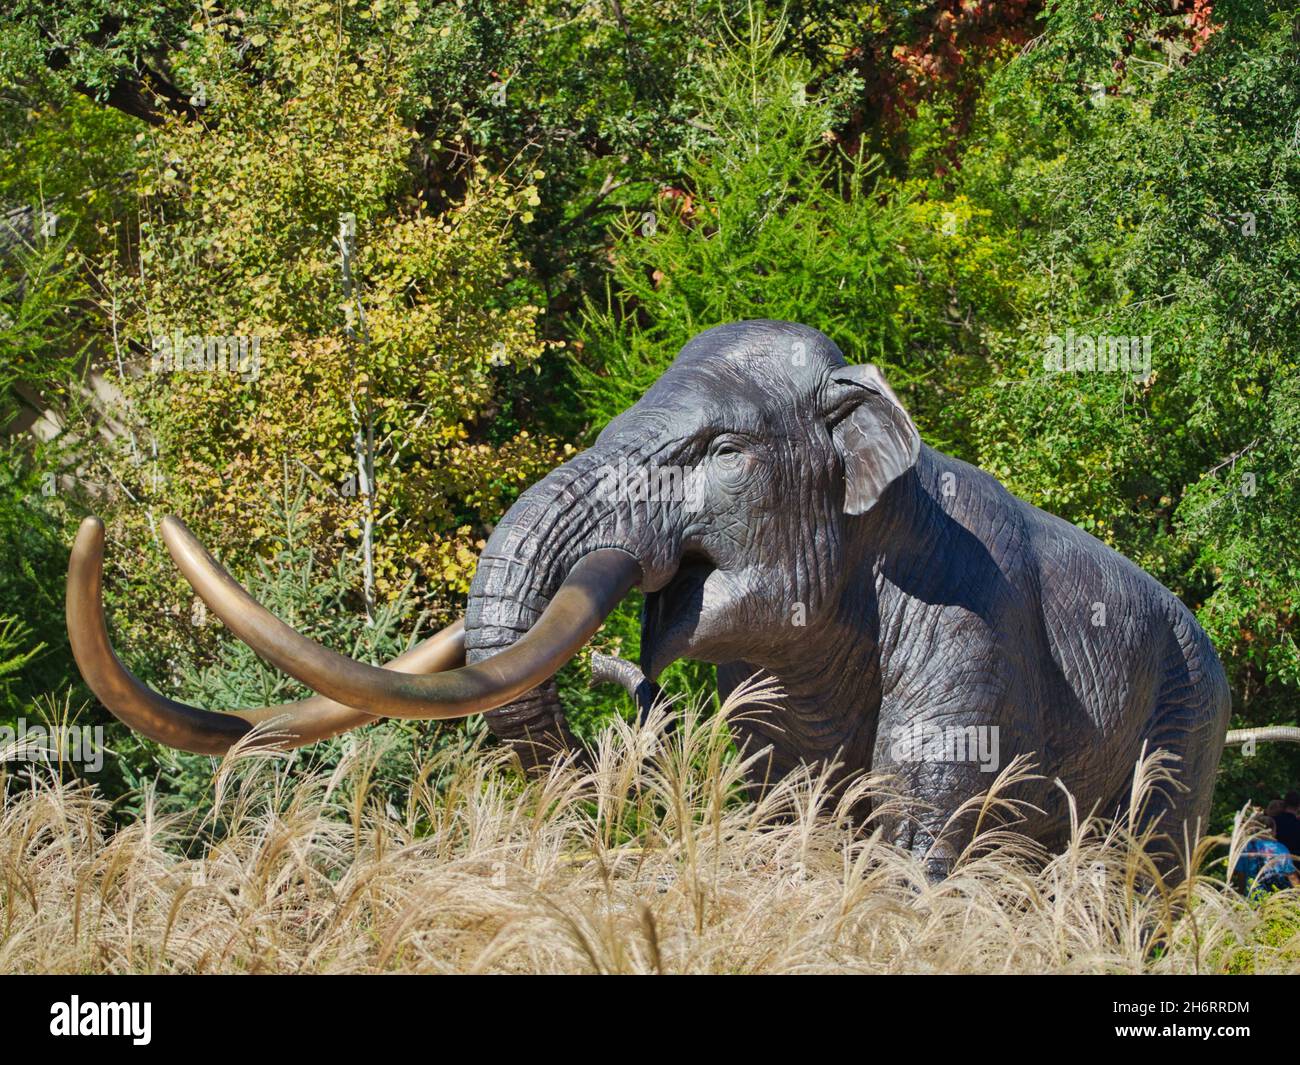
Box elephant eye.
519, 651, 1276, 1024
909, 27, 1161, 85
709, 436, 752, 476
711, 437, 744, 462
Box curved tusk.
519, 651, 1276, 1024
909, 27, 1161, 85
590, 651, 661, 722
162, 516, 641, 720
67, 517, 465, 755
1225, 726, 1300, 745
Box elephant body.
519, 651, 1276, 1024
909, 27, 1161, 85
719, 443, 1229, 867
465, 320, 1230, 868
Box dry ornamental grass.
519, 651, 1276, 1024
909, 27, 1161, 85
2, 678, 1298, 974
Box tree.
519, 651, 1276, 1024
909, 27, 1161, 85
99, 0, 562, 643
951, 1, 1300, 821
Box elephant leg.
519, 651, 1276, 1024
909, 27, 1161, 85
1108, 625, 1230, 878
717, 661, 878, 819
1106, 719, 1226, 879
717, 661, 792, 797
872, 703, 1025, 882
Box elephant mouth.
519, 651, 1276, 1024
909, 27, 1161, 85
640, 552, 718, 681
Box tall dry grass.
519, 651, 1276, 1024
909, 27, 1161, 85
2, 678, 1297, 974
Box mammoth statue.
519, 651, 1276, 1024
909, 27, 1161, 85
69, 320, 1285, 873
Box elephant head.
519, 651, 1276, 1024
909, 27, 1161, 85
66, 320, 920, 763
459, 319, 921, 764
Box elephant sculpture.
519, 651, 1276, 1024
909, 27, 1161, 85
71, 319, 1277, 873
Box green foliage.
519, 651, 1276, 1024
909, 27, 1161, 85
1221, 889, 1300, 973
957, 4, 1300, 808
0, 222, 87, 429
574, 17, 904, 426
0, 1, 195, 109
0, 615, 44, 715
0, 442, 77, 723
574, 13, 1024, 452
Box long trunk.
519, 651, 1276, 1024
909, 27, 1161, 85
466, 449, 623, 768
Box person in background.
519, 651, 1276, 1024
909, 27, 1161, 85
1233, 813, 1300, 897
1265, 798, 1284, 818
1274, 791, 1300, 855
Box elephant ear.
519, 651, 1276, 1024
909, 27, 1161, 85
829, 363, 920, 515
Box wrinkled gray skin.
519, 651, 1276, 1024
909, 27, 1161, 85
466, 320, 1230, 872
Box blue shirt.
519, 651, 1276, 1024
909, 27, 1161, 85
1234, 838, 1296, 892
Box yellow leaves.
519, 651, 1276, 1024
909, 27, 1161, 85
103, 6, 555, 619
406, 527, 482, 596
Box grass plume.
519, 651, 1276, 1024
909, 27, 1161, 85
1, 685, 1297, 974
